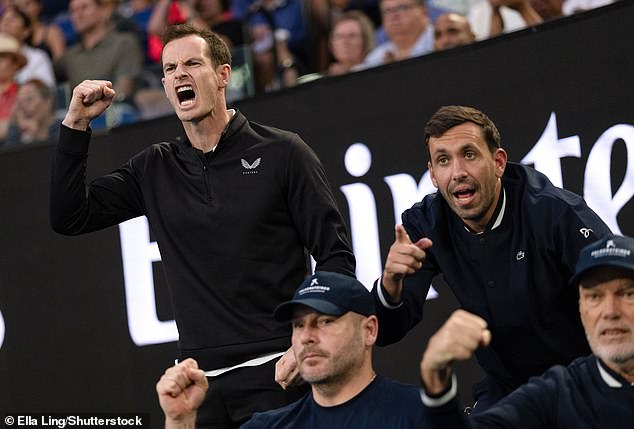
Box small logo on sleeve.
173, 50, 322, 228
516, 251, 525, 261
579, 228, 593, 238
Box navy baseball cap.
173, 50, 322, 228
273, 272, 375, 322
570, 234, 634, 287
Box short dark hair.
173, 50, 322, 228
424, 105, 501, 153
161, 24, 231, 69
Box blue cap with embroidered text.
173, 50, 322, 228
570, 234, 634, 287
273, 271, 375, 322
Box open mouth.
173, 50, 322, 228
453, 188, 475, 201
176, 85, 195, 106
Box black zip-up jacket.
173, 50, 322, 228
51, 111, 355, 369
373, 162, 611, 407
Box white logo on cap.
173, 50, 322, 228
299, 277, 331, 295
299, 285, 330, 295
516, 251, 525, 261
590, 240, 631, 259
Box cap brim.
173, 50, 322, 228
571, 260, 634, 287
273, 299, 346, 322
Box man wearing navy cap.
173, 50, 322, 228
418, 234, 634, 428
157, 271, 427, 428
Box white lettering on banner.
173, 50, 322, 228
384, 172, 435, 225
118, 116, 632, 346
341, 143, 439, 299
521, 112, 581, 188
583, 124, 634, 235
0, 309, 5, 349
341, 143, 382, 289
118, 217, 178, 346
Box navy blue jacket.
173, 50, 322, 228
373, 163, 611, 405
422, 355, 634, 428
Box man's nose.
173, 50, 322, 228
451, 158, 467, 180
601, 294, 622, 319
298, 325, 317, 344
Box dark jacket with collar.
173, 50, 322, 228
51, 111, 355, 369
422, 355, 634, 428
373, 162, 611, 404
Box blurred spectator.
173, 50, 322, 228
13, 0, 66, 60
433, 11, 474, 50
0, 5, 57, 88
0, 33, 26, 142
3, 78, 59, 147
231, 0, 309, 92
563, 0, 614, 14
309, 0, 381, 73
54, 0, 143, 105
361, 0, 433, 68
101, 0, 139, 33
148, 0, 242, 51
147, 0, 187, 63
118, 0, 155, 64
467, 0, 542, 40
531, 0, 564, 19
327, 10, 375, 75
192, 0, 243, 46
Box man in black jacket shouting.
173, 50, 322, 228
50, 24, 355, 429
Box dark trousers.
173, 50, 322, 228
196, 358, 309, 428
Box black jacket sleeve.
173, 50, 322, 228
50, 125, 145, 235
283, 134, 355, 277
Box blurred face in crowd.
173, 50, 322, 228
0, 54, 20, 84
196, 0, 225, 22
15, 81, 52, 120
69, 0, 105, 35
330, 19, 366, 67
579, 267, 634, 375
13, 0, 42, 21
291, 306, 374, 386
0, 7, 30, 43
428, 122, 507, 232
162, 35, 230, 123
380, 0, 428, 44
434, 13, 474, 51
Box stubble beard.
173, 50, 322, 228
300, 331, 365, 388
587, 329, 634, 366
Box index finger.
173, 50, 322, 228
395, 224, 413, 244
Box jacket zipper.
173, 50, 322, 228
201, 157, 213, 204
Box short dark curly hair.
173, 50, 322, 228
424, 106, 501, 154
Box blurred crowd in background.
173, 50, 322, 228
0, 0, 618, 147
